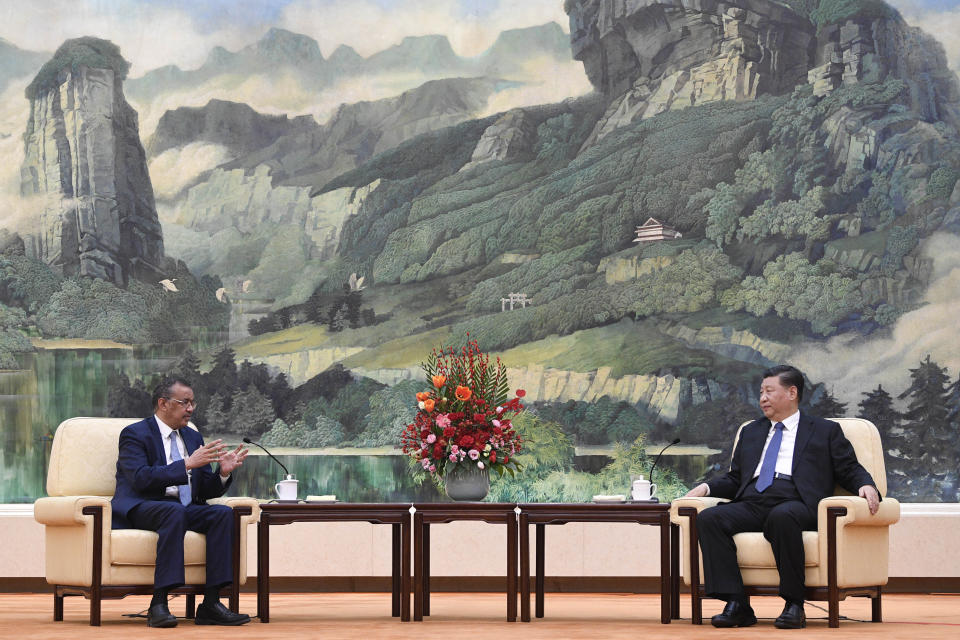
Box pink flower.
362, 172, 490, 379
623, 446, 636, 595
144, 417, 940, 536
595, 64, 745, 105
420, 459, 430, 469
469, 449, 480, 460
496, 406, 504, 414
426, 433, 437, 444
451, 445, 459, 453
449, 454, 458, 462
428, 465, 436, 473
435, 413, 451, 429
477, 461, 485, 470
491, 419, 501, 428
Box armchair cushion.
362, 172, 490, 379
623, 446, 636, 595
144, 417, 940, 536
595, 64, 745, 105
112, 530, 207, 566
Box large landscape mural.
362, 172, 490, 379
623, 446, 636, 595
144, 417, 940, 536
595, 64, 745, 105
1, 0, 959, 504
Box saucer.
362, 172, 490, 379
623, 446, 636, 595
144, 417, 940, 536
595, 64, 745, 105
591, 494, 626, 503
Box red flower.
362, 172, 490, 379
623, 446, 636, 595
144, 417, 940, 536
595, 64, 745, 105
443, 426, 455, 438
459, 435, 475, 448
515, 389, 526, 397
489, 451, 497, 463
432, 443, 443, 459
473, 413, 485, 423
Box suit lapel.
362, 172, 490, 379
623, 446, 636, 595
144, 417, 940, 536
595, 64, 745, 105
791, 411, 815, 473
146, 416, 167, 464
742, 418, 770, 482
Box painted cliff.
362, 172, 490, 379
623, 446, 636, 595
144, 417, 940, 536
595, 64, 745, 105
19, 37, 165, 286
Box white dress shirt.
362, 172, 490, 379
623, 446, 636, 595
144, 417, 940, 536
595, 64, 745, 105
155, 415, 191, 500
751, 410, 800, 479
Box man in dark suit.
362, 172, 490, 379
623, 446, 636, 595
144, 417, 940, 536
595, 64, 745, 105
685, 365, 880, 629
112, 377, 251, 627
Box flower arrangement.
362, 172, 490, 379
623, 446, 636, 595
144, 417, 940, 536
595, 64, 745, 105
401, 338, 524, 480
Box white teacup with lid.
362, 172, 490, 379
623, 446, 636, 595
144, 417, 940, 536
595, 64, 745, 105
631, 475, 657, 501
275, 474, 298, 500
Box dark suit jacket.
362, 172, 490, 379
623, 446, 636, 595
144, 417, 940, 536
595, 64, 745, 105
706, 412, 877, 513
112, 416, 231, 529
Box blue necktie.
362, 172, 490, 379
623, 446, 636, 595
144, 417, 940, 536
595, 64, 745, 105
755, 422, 785, 493
169, 432, 192, 506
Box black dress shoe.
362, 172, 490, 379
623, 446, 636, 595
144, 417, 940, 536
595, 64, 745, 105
147, 602, 178, 628
711, 600, 757, 628
775, 602, 806, 629
194, 601, 251, 626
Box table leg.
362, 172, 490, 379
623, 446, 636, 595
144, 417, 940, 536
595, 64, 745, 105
670, 523, 680, 620
257, 517, 270, 623
507, 511, 517, 622
423, 523, 431, 617
413, 512, 424, 621
391, 523, 400, 617
401, 516, 411, 621
535, 523, 545, 618
519, 513, 530, 622
660, 513, 670, 624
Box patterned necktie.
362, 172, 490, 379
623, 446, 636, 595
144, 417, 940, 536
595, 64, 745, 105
755, 422, 785, 493
168, 432, 192, 506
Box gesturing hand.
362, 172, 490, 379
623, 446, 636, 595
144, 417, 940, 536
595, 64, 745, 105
218, 445, 249, 477
184, 439, 226, 470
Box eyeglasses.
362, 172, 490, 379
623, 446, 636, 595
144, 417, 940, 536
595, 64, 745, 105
164, 397, 197, 409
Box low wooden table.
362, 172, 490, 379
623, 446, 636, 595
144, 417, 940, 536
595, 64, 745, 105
412, 502, 518, 622
517, 502, 678, 623
257, 502, 412, 622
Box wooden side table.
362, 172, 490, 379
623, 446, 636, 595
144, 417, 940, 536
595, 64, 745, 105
257, 502, 412, 622
412, 502, 518, 622
517, 502, 677, 623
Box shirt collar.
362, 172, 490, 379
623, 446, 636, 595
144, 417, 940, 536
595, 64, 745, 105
155, 414, 176, 440
774, 410, 800, 432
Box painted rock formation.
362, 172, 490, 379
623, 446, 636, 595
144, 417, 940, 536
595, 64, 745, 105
20, 37, 165, 285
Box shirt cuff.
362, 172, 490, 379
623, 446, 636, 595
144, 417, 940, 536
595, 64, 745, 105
219, 473, 230, 484
704, 484, 710, 496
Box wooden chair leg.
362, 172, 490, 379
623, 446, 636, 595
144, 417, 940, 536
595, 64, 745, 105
828, 594, 840, 628
53, 591, 63, 621
872, 588, 882, 623
186, 593, 196, 619
90, 589, 101, 626
678, 508, 702, 625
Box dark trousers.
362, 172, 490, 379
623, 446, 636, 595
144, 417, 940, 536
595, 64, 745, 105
698, 478, 816, 604
127, 498, 234, 590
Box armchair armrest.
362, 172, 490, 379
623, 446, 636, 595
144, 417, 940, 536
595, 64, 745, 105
670, 496, 728, 525
817, 496, 900, 528
34, 496, 112, 526
817, 496, 900, 589
206, 496, 260, 524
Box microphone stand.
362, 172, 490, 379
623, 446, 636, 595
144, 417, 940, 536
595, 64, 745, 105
242, 437, 291, 477
648, 437, 681, 490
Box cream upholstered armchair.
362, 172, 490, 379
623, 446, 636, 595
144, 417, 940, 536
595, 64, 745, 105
33, 417, 260, 626
670, 417, 900, 627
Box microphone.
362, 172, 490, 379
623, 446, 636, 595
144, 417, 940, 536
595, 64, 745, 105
649, 438, 681, 485
242, 437, 290, 476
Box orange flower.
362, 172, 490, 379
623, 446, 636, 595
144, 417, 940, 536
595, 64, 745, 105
432, 374, 447, 389
455, 386, 472, 401
423, 398, 436, 412
416, 391, 429, 401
